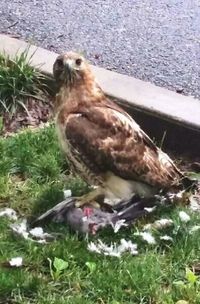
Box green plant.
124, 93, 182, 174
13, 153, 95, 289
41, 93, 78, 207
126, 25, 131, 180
173, 267, 199, 302
185, 267, 198, 285
48, 257, 69, 280
0, 48, 48, 115
85, 261, 97, 273
0, 116, 3, 133
186, 171, 200, 181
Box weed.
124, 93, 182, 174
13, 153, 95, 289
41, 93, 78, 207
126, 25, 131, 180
0, 48, 48, 115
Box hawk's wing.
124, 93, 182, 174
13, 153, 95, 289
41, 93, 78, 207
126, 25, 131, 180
63, 102, 182, 189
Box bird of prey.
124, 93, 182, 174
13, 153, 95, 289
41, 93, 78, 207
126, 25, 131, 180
53, 51, 191, 208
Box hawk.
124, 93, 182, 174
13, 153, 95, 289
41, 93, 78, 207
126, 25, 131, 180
53, 52, 191, 207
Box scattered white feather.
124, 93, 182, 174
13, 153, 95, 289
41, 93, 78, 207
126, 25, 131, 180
155, 195, 167, 204
189, 195, 200, 212
0, 208, 18, 221
160, 235, 173, 241
189, 225, 200, 234
87, 241, 101, 254
88, 240, 120, 257
10, 220, 29, 239
91, 185, 98, 189
144, 206, 157, 213
154, 218, 174, 229
143, 218, 173, 230
10, 221, 55, 242
29, 227, 53, 240
143, 223, 152, 230
33, 239, 47, 244
179, 211, 190, 223
111, 219, 128, 233
29, 227, 44, 238
167, 192, 176, 200
176, 191, 185, 199
134, 231, 156, 244
140, 232, 156, 244
168, 191, 185, 201
87, 239, 138, 257
97, 240, 121, 257
9, 257, 23, 267
63, 189, 72, 199
118, 239, 138, 255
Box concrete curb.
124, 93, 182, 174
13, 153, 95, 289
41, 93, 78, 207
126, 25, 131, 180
0, 34, 199, 132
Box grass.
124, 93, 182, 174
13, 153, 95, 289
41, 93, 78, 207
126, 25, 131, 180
0, 125, 200, 304
0, 49, 48, 115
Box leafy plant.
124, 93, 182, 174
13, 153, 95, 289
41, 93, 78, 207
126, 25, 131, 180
173, 266, 199, 300
185, 267, 198, 285
173, 267, 198, 286
48, 257, 68, 280
85, 261, 97, 273
0, 48, 48, 115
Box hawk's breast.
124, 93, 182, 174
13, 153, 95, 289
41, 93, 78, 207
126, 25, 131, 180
56, 119, 103, 186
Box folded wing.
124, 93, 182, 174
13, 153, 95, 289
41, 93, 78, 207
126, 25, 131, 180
64, 103, 182, 189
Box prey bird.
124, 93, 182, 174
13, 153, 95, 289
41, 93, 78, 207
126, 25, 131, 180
33, 196, 154, 234
53, 52, 193, 208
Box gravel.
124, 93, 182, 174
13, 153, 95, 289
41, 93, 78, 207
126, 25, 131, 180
0, 0, 199, 98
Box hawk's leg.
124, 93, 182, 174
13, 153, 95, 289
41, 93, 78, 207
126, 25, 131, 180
75, 188, 104, 208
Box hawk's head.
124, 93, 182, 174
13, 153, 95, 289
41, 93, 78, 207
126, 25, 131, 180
53, 52, 91, 87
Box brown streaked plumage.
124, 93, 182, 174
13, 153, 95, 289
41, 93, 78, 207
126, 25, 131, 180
53, 51, 187, 206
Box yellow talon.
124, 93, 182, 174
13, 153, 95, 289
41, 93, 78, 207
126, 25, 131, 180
74, 188, 104, 208
75, 199, 100, 209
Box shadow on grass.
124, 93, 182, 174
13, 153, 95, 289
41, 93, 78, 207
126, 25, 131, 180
31, 185, 64, 219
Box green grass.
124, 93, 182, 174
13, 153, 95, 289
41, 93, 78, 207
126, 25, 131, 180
0, 49, 48, 115
0, 125, 200, 304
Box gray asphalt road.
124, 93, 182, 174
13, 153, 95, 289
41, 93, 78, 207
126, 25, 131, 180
0, 0, 200, 98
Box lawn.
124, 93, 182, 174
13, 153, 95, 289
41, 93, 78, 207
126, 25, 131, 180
0, 124, 200, 304
0, 49, 199, 304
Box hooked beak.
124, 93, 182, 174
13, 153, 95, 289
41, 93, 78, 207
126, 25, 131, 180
63, 59, 73, 73
63, 59, 76, 85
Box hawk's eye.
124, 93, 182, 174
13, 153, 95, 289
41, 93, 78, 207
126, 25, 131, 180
75, 58, 82, 66
56, 58, 64, 68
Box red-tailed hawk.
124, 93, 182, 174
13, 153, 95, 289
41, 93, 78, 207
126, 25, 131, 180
53, 52, 190, 207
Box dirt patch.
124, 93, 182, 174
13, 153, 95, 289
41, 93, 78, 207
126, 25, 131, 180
1, 95, 53, 136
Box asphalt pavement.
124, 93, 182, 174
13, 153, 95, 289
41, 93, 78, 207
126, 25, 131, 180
0, 0, 199, 98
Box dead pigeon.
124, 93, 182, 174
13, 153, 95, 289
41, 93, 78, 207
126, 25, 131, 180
32, 196, 156, 234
